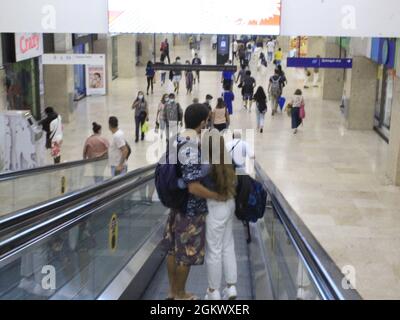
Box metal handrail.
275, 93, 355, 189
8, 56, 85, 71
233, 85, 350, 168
0, 156, 108, 182
254, 162, 362, 300
0, 172, 156, 262
0, 164, 157, 236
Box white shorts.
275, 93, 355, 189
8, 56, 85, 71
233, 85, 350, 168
173, 75, 182, 83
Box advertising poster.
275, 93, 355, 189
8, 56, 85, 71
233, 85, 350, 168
86, 65, 106, 96
108, 0, 281, 35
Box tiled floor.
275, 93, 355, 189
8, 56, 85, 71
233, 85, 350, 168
51, 37, 400, 299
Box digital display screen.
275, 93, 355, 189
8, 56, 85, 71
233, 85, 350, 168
108, 0, 281, 35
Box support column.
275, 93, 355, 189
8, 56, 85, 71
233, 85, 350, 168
93, 34, 113, 94
0, 69, 6, 112
344, 56, 377, 130
322, 41, 344, 100
43, 34, 74, 123
117, 35, 135, 78
387, 77, 400, 185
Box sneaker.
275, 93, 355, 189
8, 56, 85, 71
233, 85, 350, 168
204, 289, 221, 300
260, 128, 263, 133
222, 286, 237, 300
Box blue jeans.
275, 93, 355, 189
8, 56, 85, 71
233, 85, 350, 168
268, 52, 273, 62
111, 165, 127, 177
256, 107, 266, 128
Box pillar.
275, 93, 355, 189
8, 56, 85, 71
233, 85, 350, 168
43, 34, 75, 123
387, 76, 400, 185
322, 41, 344, 101
344, 56, 377, 130
117, 35, 135, 78
0, 68, 6, 112
93, 34, 113, 94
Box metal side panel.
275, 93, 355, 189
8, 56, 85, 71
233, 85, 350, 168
248, 220, 275, 300
97, 216, 167, 300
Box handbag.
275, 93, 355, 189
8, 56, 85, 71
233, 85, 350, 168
155, 121, 160, 134
141, 121, 150, 134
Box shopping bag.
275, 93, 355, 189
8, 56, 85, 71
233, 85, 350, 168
141, 121, 150, 134
300, 105, 306, 119
278, 97, 286, 110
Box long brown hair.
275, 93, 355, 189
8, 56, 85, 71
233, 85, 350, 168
208, 135, 237, 199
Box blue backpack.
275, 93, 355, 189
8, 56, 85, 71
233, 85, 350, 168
155, 142, 188, 210
235, 175, 267, 223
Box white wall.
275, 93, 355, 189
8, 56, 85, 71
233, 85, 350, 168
1, 0, 400, 37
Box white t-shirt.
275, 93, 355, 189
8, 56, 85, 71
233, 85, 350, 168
267, 41, 275, 53
226, 139, 255, 169
233, 41, 238, 52
109, 129, 126, 167
50, 115, 63, 143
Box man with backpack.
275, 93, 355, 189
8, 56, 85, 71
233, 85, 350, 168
163, 93, 183, 141
268, 69, 283, 116
242, 71, 256, 112
158, 104, 227, 300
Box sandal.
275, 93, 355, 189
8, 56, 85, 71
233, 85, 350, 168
175, 293, 199, 301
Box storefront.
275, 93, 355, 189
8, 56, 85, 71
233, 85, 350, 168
371, 38, 396, 142
289, 37, 308, 57
1, 33, 43, 120
72, 34, 97, 100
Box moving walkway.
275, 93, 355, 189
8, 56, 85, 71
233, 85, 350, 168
0, 163, 361, 300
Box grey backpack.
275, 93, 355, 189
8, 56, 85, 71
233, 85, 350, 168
270, 76, 282, 97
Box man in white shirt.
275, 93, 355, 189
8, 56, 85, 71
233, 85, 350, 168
108, 116, 129, 177
266, 39, 275, 63
226, 131, 255, 175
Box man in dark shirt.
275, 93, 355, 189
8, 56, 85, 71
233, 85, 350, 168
192, 53, 202, 85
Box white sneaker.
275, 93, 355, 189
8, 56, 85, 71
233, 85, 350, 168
204, 288, 221, 300
222, 286, 237, 300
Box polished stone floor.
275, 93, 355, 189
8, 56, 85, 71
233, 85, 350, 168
51, 38, 400, 299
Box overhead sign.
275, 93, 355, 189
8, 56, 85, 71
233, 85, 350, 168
108, 0, 281, 35
15, 33, 43, 62
43, 54, 106, 96
287, 57, 353, 69
42, 54, 105, 65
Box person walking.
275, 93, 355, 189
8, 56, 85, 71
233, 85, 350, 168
108, 116, 129, 177
266, 38, 275, 63
238, 43, 246, 69
145, 61, 155, 95
160, 38, 171, 64
160, 52, 167, 86
242, 71, 256, 112
39, 107, 63, 164
131, 91, 149, 142
290, 89, 305, 134
222, 86, 235, 115
232, 40, 238, 61
172, 57, 182, 94
192, 53, 202, 85
83, 122, 109, 183
185, 60, 194, 94
203, 94, 214, 130
204, 133, 238, 300
253, 86, 268, 133
268, 69, 283, 116
221, 61, 235, 91
212, 98, 230, 132
164, 93, 183, 140
156, 94, 169, 139
274, 48, 283, 66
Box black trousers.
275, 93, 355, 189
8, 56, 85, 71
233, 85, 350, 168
147, 77, 154, 93
135, 115, 146, 141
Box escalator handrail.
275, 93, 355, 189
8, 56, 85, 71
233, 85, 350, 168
0, 164, 157, 234
0, 172, 156, 261
0, 156, 108, 182
254, 162, 362, 300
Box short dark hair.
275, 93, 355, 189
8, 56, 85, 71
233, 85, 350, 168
109, 116, 118, 129
169, 93, 175, 99
245, 70, 251, 76
184, 104, 210, 130
45, 107, 54, 114
295, 89, 302, 95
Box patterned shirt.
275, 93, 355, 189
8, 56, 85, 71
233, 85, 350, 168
178, 137, 208, 217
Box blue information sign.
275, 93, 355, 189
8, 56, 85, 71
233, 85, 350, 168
287, 57, 352, 69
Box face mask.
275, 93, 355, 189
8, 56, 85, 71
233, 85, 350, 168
176, 60, 180, 63
169, 99, 175, 103
138, 95, 144, 100
165, 98, 169, 103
